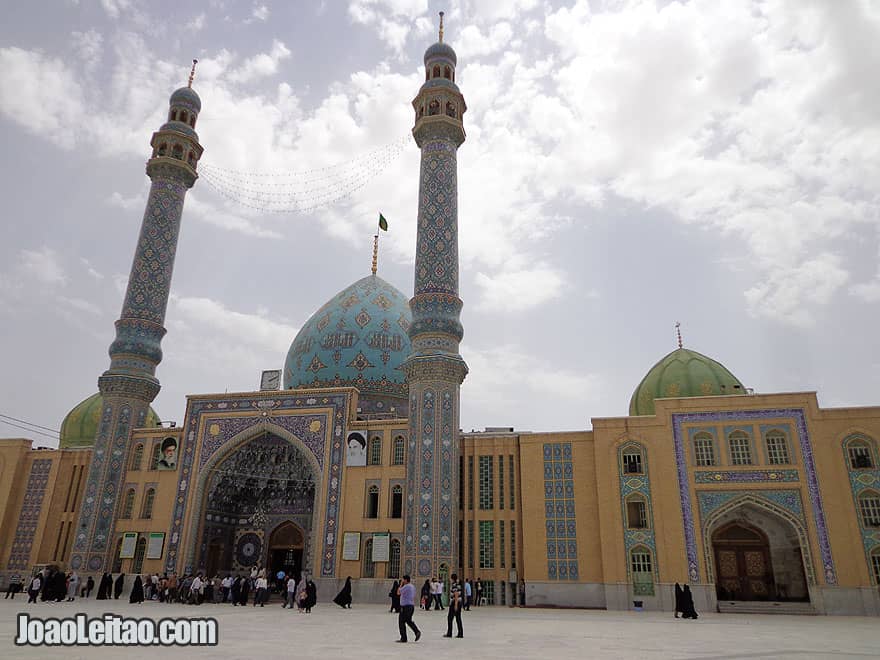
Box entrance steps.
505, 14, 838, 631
717, 601, 817, 615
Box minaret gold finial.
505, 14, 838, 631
675, 321, 683, 349
188, 59, 198, 88
439, 11, 444, 43
371, 233, 379, 275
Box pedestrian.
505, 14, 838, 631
681, 585, 699, 619
395, 574, 421, 643
304, 579, 317, 613
464, 578, 472, 610
238, 575, 250, 606
519, 579, 526, 607
191, 574, 204, 605
388, 580, 400, 613
475, 578, 483, 606
81, 575, 94, 599
254, 572, 267, 606
420, 579, 431, 610
296, 576, 308, 612
66, 571, 80, 602
5, 575, 23, 600
51, 569, 67, 601
443, 573, 464, 639
284, 574, 297, 608
114, 573, 125, 600
129, 575, 144, 604
333, 576, 353, 609
96, 573, 110, 600
27, 574, 42, 603
431, 576, 444, 610
674, 583, 684, 618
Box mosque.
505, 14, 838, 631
1, 20, 879, 616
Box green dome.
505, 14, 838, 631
59, 393, 160, 449
629, 348, 745, 416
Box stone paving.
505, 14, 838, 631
1, 596, 878, 659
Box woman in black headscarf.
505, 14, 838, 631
674, 583, 684, 618
129, 575, 144, 604
304, 579, 317, 613
388, 580, 400, 613
420, 579, 432, 610
231, 576, 241, 606
681, 585, 699, 619
96, 573, 110, 600
114, 573, 125, 600
333, 576, 353, 609
238, 576, 250, 607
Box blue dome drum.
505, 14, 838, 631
284, 274, 412, 417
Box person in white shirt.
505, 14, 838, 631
254, 575, 268, 607
190, 575, 203, 605
284, 576, 297, 608
221, 575, 232, 603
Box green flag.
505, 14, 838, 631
378, 213, 388, 232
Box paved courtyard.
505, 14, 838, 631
1, 597, 878, 659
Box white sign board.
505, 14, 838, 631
372, 532, 390, 562
342, 532, 361, 561
146, 532, 165, 559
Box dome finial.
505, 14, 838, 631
439, 11, 445, 43
187, 59, 198, 88
371, 234, 379, 275
675, 321, 683, 349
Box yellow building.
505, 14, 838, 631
2, 25, 879, 616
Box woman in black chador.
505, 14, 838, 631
114, 573, 125, 600
304, 579, 317, 613
681, 585, 699, 619
238, 577, 250, 606
96, 573, 111, 600
673, 583, 684, 618
129, 575, 144, 604
231, 576, 242, 606
388, 580, 400, 613
420, 579, 432, 610
333, 576, 353, 608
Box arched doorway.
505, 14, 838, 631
268, 521, 305, 584
710, 509, 809, 602
194, 431, 317, 579
713, 522, 774, 601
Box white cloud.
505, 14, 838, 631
252, 4, 269, 21
186, 195, 283, 239
100, 0, 131, 19
19, 247, 68, 287
456, 21, 513, 59
59, 296, 103, 315
348, 0, 429, 56
79, 258, 104, 281
70, 30, 103, 70
474, 264, 564, 312
186, 13, 206, 31
228, 40, 292, 84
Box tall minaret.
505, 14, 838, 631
70, 64, 203, 573
402, 13, 468, 580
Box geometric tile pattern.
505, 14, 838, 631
673, 409, 837, 585
543, 442, 579, 581
694, 469, 800, 484
7, 458, 52, 570
617, 442, 657, 594
841, 434, 880, 582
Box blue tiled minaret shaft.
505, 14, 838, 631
402, 16, 468, 579
70, 78, 203, 573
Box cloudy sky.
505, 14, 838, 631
1, 0, 879, 446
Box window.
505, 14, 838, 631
132, 536, 147, 574
141, 488, 156, 519
478, 456, 494, 510
510, 521, 516, 569
500, 520, 506, 568
858, 493, 880, 528
444, 65, 451, 79
482, 580, 495, 605
467, 520, 474, 569
366, 485, 379, 519
626, 498, 648, 529
150, 443, 161, 470
872, 551, 880, 585
363, 539, 375, 578
728, 431, 752, 465
693, 432, 716, 466
630, 548, 654, 596
432, 65, 440, 78
622, 449, 643, 474
130, 444, 144, 471
172, 144, 183, 159
392, 436, 405, 465
157, 142, 167, 156
121, 488, 136, 518
498, 456, 505, 510
509, 455, 515, 510
765, 430, 791, 464
368, 437, 382, 466
180, 110, 188, 124
479, 520, 495, 569
170, 110, 177, 121
390, 485, 403, 519
389, 539, 401, 579
468, 456, 474, 510
848, 442, 874, 469
459, 455, 464, 510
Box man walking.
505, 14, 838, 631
395, 575, 421, 643
443, 573, 464, 639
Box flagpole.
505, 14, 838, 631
371, 233, 379, 275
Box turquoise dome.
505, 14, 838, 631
170, 86, 201, 112
283, 275, 411, 416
